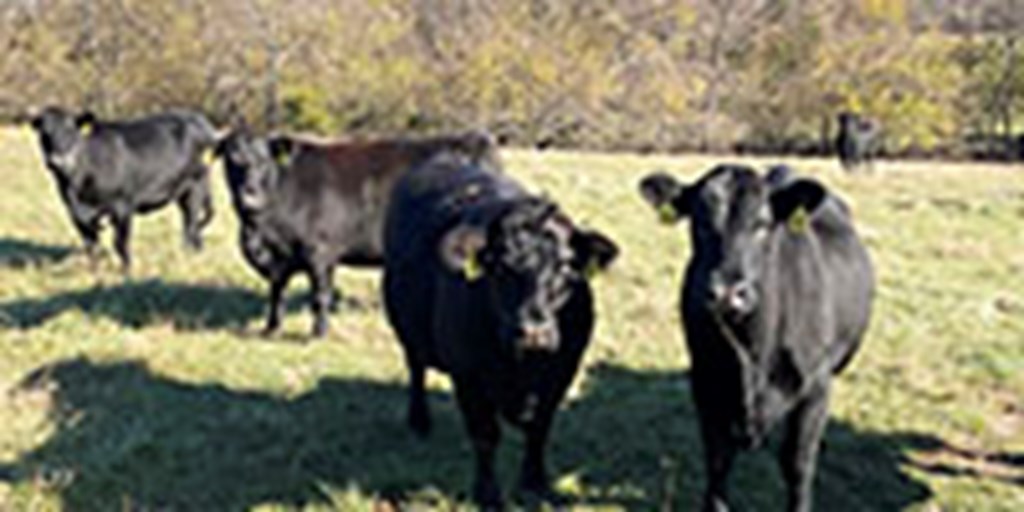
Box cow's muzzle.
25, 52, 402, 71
239, 188, 267, 210
515, 323, 560, 352
709, 279, 757, 317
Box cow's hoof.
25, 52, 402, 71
473, 481, 503, 511
407, 410, 432, 438
515, 480, 567, 510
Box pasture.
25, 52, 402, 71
0, 126, 1021, 510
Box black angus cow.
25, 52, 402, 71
30, 107, 217, 272
382, 152, 618, 508
835, 111, 880, 172
639, 164, 874, 512
217, 129, 500, 338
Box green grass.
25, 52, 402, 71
0, 126, 1021, 511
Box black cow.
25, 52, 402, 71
639, 164, 874, 512
382, 152, 618, 508
835, 111, 880, 172
217, 129, 500, 338
30, 107, 217, 271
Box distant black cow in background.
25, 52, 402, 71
30, 107, 217, 271
217, 129, 499, 338
383, 151, 618, 508
835, 111, 880, 172
639, 164, 874, 512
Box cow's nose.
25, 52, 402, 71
240, 187, 264, 208
519, 323, 559, 351
710, 280, 756, 314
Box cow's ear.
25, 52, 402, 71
29, 116, 42, 131
439, 224, 489, 281
770, 179, 827, 231
75, 111, 97, 136
571, 229, 619, 278
639, 172, 692, 224
268, 137, 295, 167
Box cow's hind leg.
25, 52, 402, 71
112, 211, 133, 274
71, 215, 101, 270
779, 383, 830, 512
405, 353, 432, 436
454, 378, 503, 510
178, 174, 213, 251
263, 269, 293, 335
308, 261, 336, 338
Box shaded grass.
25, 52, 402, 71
0, 126, 1021, 510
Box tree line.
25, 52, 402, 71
2, 0, 1023, 158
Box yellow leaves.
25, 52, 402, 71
860, 0, 907, 25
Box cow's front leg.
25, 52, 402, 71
263, 269, 293, 336
308, 261, 336, 338
178, 175, 213, 251
699, 414, 737, 512
779, 383, 830, 512
454, 378, 503, 510
517, 404, 562, 505
112, 211, 133, 275
71, 215, 101, 270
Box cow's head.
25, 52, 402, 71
837, 111, 857, 129
217, 131, 292, 212
30, 107, 96, 171
639, 164, 826, 318
439, 198, 618, 352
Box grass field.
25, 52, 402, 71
0, 126, 1021, 511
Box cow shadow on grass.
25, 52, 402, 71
0, 279, 271, 331
0, 278, 376, 334
557, 363, 939, 510
0, 237, 75, 268
0, 358, 944, 510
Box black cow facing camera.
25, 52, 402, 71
639, 164, 874, 512
30, 106, 217, 272
836, 111, 880, 173
383, 152, 618, 509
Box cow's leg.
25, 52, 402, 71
112, 211, 133, 274
698, 413, 737, 512
329, 287, 342, 313
71, 215, 101, 270
779, 384, 830, 512
263, 269, 293, 335
518, 404, 557, 500
178, 174, 213, 251
454, 378, 503, 509
308, 261, 335, 338
405, 352, 431, 436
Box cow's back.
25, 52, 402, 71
272, 135, 499, 263
383, 154, 518, 369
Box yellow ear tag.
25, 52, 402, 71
788, 206, 810, 235
658, 203, 677, 224
584, 259, 601, 280
462, 252, 484, 281
202, 148, 216, 166
275, 152, 290, 167
79, 123, 93, 136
